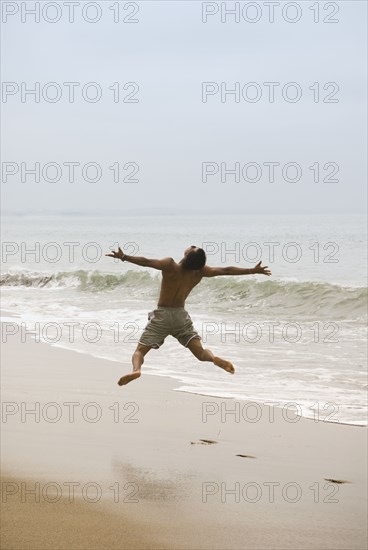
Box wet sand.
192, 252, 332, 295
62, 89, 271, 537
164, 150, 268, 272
1, 323, 367, 549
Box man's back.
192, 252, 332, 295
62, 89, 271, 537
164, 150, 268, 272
158, 259, 203, 307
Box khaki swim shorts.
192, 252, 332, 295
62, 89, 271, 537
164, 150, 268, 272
139, 306, 201, 349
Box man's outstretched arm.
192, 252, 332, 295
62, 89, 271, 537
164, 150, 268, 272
202, 261, 271, 277
105, 247, 174, 271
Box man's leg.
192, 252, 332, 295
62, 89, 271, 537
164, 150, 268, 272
187, 338, 235, 374
118, 343, 152, 386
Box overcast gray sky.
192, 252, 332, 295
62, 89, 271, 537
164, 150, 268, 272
1, 0, 367, 214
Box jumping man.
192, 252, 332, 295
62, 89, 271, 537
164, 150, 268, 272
105, 246, 271, 386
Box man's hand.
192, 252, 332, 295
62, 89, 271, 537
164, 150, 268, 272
105, 246, 125, 261
253, 261, 271, 276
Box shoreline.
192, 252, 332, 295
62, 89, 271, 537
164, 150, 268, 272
1, 321, 367, 549
1, 313, 366, 428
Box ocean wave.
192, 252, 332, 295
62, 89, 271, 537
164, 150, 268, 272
1, 269, 367, 318
0, 269, 157, 291
199, 277, 367, 319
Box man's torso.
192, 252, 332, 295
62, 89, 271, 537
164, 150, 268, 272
157, 262, 203, 307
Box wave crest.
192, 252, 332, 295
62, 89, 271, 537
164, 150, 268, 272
0, 269, 158, 292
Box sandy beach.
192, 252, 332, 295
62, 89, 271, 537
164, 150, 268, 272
1, 322, 367, 550
2, 0, 367, 546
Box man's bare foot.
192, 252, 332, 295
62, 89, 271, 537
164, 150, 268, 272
213, 356, 235, 374
118, 372, 141, 386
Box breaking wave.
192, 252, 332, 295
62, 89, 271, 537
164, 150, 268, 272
1, 269, 366, 319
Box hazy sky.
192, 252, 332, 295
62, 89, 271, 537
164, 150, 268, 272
1, 0, 367, 214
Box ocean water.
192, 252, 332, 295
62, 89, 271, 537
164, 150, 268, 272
1, 213, 367, 425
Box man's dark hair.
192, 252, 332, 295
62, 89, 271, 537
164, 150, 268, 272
182, 248, 206, 270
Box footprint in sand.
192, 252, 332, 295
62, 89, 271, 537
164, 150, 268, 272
236, 454, 256, 459
324, 478, 350, 484
190, 439, 218, 445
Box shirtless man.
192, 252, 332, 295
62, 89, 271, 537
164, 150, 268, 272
106, 246, 271, 386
